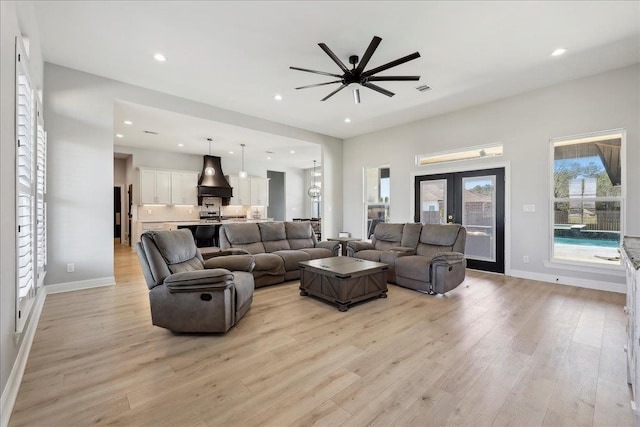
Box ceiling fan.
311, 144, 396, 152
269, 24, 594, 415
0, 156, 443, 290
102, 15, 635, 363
290, 36, 420, 103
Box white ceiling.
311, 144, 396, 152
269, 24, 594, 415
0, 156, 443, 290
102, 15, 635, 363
34, 1, 640, 157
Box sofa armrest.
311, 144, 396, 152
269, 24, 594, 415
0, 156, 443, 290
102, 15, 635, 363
316, 240, 339, 255
346, 241, 374, 257
380, 246, 417, 265
204, 255, 255, 272
205, 248, 251, 257
431, 252, 465, 264
164, 268, 234, 292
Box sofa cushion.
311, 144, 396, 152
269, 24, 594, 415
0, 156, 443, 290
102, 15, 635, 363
394, 255, 431, 282
259, 222, 292, 252
252, 253, 286, 275
149, 229, 199, 265
273, 250, 311, 271
401, 223, 423, 248
353, 249, 383, 262
372, 223, 404, 251
224, 223, 261, 244
420, 224, 461, 246
285, 222, 317, 249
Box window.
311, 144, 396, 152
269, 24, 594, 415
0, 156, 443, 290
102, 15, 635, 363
551, 131, 624, 266
16, 38, 36, 332
364, 165, 390, 238
417, 143, 503, 166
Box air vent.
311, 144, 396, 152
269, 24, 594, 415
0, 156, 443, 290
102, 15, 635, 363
143, 130, 159, 135
416, 85, 431, 92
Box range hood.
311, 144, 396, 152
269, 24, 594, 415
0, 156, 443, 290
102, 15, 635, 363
197, 155, 233, 198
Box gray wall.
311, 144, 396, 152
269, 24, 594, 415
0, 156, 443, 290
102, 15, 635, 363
0, 0, 44, 406
343, 64, 639, 289
45, 63, 343, 288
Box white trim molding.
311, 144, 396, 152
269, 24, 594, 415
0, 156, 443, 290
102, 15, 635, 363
510, 269, 625, 294
1, 287, 47, 427
45, 276, 115, 294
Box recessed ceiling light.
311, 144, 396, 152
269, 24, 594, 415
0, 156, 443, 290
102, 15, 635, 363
115, 134, 124, 138
290, 150, 295, 154
551, 48, 567, 57
123, 120, 133, 125
177, 143, 184, 147
274, 94, 283, 101
229, 151, 234, 154
344, 118, 351, 123
154, 53, 167, 62
267, 157, 272, 160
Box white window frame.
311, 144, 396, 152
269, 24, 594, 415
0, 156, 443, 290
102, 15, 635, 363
549, 129, 626, 270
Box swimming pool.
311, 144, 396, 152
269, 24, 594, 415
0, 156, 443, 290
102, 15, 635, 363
554, 237, 619, 248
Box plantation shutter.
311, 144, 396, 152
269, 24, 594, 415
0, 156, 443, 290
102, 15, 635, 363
16, 37, 36, 333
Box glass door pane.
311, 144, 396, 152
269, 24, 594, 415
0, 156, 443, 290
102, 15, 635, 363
462, 175, 496, 262
420, 179, 447, 224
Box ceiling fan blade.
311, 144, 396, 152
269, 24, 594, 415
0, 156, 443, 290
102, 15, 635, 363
363, 82, 395, 97
295, 80, 343, 90
367, 76, 420, 81
318, 43, 350, 74
355, 36, 382, 74
289, 66, 343, 78
321, 84, 347, 101
362, 52, 421, 77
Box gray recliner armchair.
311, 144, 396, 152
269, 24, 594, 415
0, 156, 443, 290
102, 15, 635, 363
135, 229, 255, 333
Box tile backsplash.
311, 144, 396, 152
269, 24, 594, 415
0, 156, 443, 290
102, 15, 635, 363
136, 205, 200, 222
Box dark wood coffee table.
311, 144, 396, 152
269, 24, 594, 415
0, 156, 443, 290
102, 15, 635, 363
298, 257, 388, 311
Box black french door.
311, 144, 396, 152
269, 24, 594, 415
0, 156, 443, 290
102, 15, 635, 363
414, 168, 505, 273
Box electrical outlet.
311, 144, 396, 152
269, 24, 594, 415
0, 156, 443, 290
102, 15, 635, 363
523, 255, 530, 264
188, 209, 193, 214
67, 263, 75, 273
147, 209, 152, 214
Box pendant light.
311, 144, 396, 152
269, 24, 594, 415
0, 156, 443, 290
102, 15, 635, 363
239, 143, 248, 179
307, 160, 321, 198
204, 138, 215, 175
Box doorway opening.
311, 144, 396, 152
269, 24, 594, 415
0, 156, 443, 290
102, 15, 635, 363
114, 186, 122, 244
415, 167, 505, 273
267, 170, 285, 221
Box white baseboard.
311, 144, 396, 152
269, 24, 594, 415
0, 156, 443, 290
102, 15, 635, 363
509, 269, 626, 294
46, 276, 115, 294
0, 287, 47, 427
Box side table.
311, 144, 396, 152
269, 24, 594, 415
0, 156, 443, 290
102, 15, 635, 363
327, 237, 361, 256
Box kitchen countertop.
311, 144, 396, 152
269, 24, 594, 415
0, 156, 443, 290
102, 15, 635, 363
623, 236, 640, 270
162, 219, 274, 227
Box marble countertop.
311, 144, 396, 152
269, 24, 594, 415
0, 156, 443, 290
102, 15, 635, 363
623, 236, 640, 270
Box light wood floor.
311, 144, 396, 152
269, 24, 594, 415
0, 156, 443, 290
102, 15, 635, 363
9, 244, 634, 426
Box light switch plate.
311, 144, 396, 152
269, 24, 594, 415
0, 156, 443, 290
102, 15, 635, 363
523, 204, 536, 212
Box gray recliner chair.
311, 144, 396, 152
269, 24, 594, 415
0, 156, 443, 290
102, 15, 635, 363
135, 229, 255, 333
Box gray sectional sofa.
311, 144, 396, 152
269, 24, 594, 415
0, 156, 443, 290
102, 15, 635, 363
348, 223, 467, 295
212, 221, 339, 287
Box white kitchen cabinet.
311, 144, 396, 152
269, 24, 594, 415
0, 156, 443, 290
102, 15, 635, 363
171, 172, 198, 205
251, 178, 269, 206
623, 237, 640, 422
229, 176, 251, 206
140, 169, 171, 204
